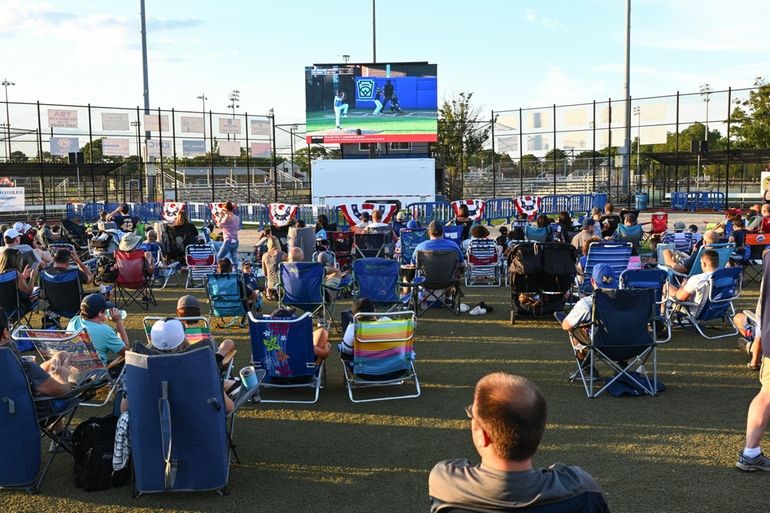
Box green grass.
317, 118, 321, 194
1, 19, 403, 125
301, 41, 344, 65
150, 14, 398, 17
3, 274, 770, 512
306, 109, 437, 135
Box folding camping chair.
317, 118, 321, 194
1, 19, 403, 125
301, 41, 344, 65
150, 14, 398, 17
205, 272, 249, 328
738, 233, 769, 285
398, 229, 428, 265
669, 266, 742, 339
11, 326, 124, 408
39, 268, 83, 327
341, 310, 420, 403
248, 311, 324, 404
443, 225, 464, 249
620, 268, 672, 342
643, 211, 668, 244
576, 242, 633, 296
465, 238, 502, 287
327, 231, 354, 270
0, 346, 106, 493
114, 249, 155, 310
659, 242, 735, 285
412, 250, 461, 316
567, 288, 662, 398
0, 269, 37, 328
524, 225, 549, 243
185, 243, 217, 289
353, 233, 390, 259
352, 258, 413, 311
615, 224, 643, 255
278, 262, 327, 323
144, 243, 180, 289
125, 345, 259, 496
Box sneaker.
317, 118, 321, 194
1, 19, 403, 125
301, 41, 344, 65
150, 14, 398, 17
469, 306, 487, 316
737, 337, 753, 355
459, 303, 470, 313
479, 302, 494, 313
736, 451, 770, 471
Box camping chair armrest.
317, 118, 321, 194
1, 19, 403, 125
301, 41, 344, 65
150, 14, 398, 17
745, 310, 758, 323
33, 377, 109, 403
107, 354, 125, 370
670, 298, 699, 309
401, 276, 426, 288
221, 349, 237, 368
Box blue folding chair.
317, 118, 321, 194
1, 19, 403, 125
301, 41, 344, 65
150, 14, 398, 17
659, 242, 735, 285
125, 346, 232, 496
577, 242, 632, 295
278, 262, 326, 322
443, 225, 464, 249
40, 268, 83, 326
353, 258, 412, 311
205, 272, 248, 328
248, 311, 323, 404
615, 224, 643, 255
525, 225, 549, 242
0, 269, 37, 328
670, 267, 742, 339
620, 268, 671, 342
399, 229, 428, 265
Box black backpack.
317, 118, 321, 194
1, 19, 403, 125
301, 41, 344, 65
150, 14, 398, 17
72, 415, 130, 491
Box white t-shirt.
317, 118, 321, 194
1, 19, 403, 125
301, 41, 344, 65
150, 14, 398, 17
682, 271, 713, 314
564, 296, 593, 328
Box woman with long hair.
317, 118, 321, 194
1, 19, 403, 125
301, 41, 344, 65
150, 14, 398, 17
0, 248, 36, 307
261, 236, 286, 301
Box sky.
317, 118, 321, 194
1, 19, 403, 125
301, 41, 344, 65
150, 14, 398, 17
1, 0, 769, 127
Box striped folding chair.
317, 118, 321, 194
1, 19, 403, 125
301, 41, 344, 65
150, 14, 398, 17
577, 242, 633, 296
465, 238, 502, 287
185, 243, 217, 289
341, 310, 419, 403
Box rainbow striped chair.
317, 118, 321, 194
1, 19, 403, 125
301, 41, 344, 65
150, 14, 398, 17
341, 310, 420, 403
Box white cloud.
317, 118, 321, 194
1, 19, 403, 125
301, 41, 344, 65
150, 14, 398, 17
523, 8, 565, 31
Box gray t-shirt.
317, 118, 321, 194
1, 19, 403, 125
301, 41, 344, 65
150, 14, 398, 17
429, 458, 608, 512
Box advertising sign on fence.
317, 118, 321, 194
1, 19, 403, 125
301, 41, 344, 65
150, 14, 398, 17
182, 139, 207, 157
101, 112, 129, 131
47, 109, 78, 128
0, 187, 25, 212
102, 138, 131, 157
143, 114, 170, 132
146, 139, 172, 157
180, 116, 204, 133
251, 119, 270, 136
250, 142, 271, 157
218, 140, 241, 157
219, 118, 241, 134
50, 137, 79, 156
760, 171, 770, 200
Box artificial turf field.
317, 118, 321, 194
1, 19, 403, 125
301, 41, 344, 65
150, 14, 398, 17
3, 269, 770, 512
305, 109, 437, 136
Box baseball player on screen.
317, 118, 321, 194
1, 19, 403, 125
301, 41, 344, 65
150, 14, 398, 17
334, 90, 348, 129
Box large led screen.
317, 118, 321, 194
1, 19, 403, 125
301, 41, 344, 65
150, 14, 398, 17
305, 62, 437, 144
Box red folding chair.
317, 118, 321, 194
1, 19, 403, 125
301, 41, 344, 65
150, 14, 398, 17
115, 249, 155, 310
644, 211, 668, 244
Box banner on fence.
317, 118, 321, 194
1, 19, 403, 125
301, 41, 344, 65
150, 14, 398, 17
250, 142, 271, 157
451, 199, 486, 221
761, 171, 770, 200
339, 203, 398, 226
47, 109, 78, 128
162, 201, 185, 222
268, 203, 298, 227
513, 196, 542, 220
50, 137, 79, 156
0, 187, 25, 212
180, 116, 205, 134
146, 139, 172, 157
143, 114, 169, 132
101, 112, 129, 131
182, 139, 207, 157
218, 140, 241, 157
251, 119, 271, 136
219, 118, 241, 134
102, 138, 130, 157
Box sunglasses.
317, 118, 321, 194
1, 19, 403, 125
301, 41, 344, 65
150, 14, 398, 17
465, 404, 474, 420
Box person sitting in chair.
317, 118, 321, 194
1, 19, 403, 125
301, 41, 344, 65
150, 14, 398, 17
428, 373, 608, 512
66, 294, 129, 369
47, 247, 93, 285
661, 229, 719, 274
560, 264, 617, 357
217, 258, 257, 312
411, 221, 465, 265
266, 306, 331, 365
665, 249, 719, 311
176, 294, 237, 371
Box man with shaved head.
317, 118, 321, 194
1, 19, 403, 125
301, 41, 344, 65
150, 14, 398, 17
429, 373, 608, 512
661, 229, 720, 274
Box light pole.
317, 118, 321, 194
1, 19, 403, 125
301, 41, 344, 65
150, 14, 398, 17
2, 78, 15, 159
289, 124, 297, 179
197, 93, 207, 144
697, 83, 711, 201
228, 90, 240, 120
633, 105, 641, 191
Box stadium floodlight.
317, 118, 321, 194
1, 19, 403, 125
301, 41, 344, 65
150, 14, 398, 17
197, 93, 207, 141
228, 90, 240, 119
2, 78, 15, 159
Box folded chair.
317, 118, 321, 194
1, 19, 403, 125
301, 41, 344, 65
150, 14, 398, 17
353, 233, 390, 259
620, 268, 672, 342
352, 258, 413, 312
185, 243, 217, 289
12, 326, 125, 408
465, 238, 502, 287
341, 310, 420, 403
205, 272, 249, 328
248, 311, 324, 403
569, 288, 661, 398
126, 345, 253, 496
114, 249, 155, 310
0, 346, 106, 494
278, 262, 327, 323
0, 270, 37, 328
398, 229, 428, 265
412, 250, 461, 316
670, 267, 742, 339
577, 242, 632, 296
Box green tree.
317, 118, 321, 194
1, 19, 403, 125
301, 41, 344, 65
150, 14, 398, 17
731, 76, 770, 149
436, 92, 490, 199
293, 146, 338, 174
9, 150, 27, 163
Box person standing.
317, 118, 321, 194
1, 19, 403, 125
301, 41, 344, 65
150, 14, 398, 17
373, 88, 384, 116
383, 80, 394, 111
333, 90, 348, 129
215, 201, 240, 266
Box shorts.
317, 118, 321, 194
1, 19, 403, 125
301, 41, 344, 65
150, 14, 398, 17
760, 357, 770, 389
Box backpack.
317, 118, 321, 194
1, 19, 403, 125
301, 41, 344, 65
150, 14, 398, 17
72, 415, 130, 491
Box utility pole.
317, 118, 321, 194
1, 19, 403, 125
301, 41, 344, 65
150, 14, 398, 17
372, 0, 377, 62
622, 0, 632, 207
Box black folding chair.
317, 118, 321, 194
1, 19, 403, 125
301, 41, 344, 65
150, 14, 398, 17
412, 250, 461, 316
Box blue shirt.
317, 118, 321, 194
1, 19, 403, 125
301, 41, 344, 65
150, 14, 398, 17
66, 316, 126, 365
411, 238, 465, 264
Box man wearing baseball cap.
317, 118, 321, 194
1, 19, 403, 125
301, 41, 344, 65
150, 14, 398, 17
66, 293, 129, 367
570, 218, 596, 255
559, 264, 618, 358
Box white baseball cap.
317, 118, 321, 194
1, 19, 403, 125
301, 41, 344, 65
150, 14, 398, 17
12, 222, 30, 234
150, 319, 186, 351
4, 228, 20, 239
